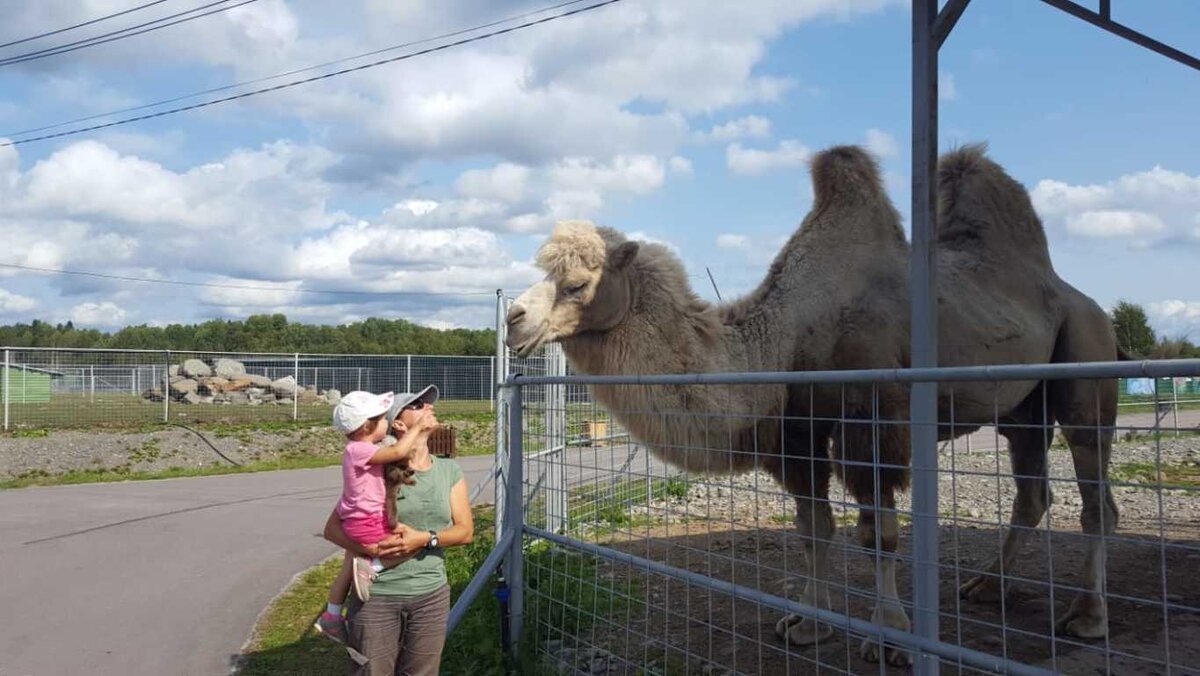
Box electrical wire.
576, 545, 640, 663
0, 0, 174, 50
3, 0, 591, 140
0, 0, 260, 68
0, 0, 623, 147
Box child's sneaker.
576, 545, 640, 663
313, 611, 347, 644
352, 557, 377, 602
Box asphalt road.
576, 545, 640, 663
0, 456, 497, 676
0, 406, 1193, 676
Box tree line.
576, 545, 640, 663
1111, 301, 1199, 359
0, 314, 496, 356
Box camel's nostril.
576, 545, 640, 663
506, 305, 526, 326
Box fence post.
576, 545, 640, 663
406, 354, 412, 394
3, 348, 9, 431
90, 365, 95, 402
545, 344, 567, 533
163, 351, 170, 423
494, 290, 509, 539
503, 384, 524, 653
292, 353, 300, 422
1172, 378, 1180, 438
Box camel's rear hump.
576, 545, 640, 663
937, 145, 1053, 269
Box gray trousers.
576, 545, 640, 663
346, 584, 451, 676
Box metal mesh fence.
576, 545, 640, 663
1, 347, 502, 430
508, 361, 1200, 675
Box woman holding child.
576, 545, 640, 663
318, 385, 473, 676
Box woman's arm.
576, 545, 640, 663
391, 478, 474, 555
322, 509, 405, 557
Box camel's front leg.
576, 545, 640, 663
776, 496, 835, 645
858, 502, 912, 667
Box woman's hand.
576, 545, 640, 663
390, 419, 408, 437
388, 522, 433, 557
371, 532, 407, 558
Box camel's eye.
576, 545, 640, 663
564, 282, 587, 297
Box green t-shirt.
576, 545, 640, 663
371, 456, 465, 598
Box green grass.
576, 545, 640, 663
1110, 460, 1200, 488
0, 453, 343, 489
1, 393, 493, 432
237, 508, 631, 676
566, 476, 688, 530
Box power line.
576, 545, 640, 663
0, 0, 174, 50
0, 0, 259, 68
0, 263, 498, 298
3, 0, 591, 140
0, 0, 622, 147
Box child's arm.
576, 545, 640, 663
365, 414, 436, 465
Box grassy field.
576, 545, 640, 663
2, 393, 493, 430
237, 508, 630, 676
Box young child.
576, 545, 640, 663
313, 390, 437, 643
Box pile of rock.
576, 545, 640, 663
142, 357, 342, 406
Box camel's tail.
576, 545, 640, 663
936, 144, 1053, 269
809, 145, 888, 209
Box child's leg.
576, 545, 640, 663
328, 550, 353, 607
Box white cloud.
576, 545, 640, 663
669, 156, 694, 176
1066, 210, 1164, 238
726, 140, 811, 175
864, 128, 898, 159
1032, 166, 1200, 245
626, 231, 681, 256
716, 233, 749, 249
455, 163, 531, 204
1148, 300, 1200, 339
70, 302, 127, 328
696, 115, 772, 143
0, 289, 36, 314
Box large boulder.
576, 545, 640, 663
297, 389, 322, 404
170, 379, 199, 399
180, 359, 211, 378
168, 365, 180, 378
143, 388, 165, 402
214, 358, 246, 379
227, 391, 250, 405
198, 377, 229, 395
325, 389, 342, 406
271, 376, 298, 397
182, 392, 204, 405
244, 374, 273, 388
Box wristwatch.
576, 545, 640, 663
426, 530, 439, 550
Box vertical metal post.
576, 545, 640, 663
503, 384, 525, 653
357, 367, 362, 391
163, 351, 170, 423
495, 290, 509, 539
89, 365, 95, 402
3, 349, 9, 431
1172, 378, 1180, 438
545, 344, 568, 533
292, 353, 300, 421
911, 1, 942, 673
406, 355, 412, 394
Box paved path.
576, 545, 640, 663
0, 456, 496, 676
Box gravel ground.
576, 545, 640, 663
0, 425, 345, 479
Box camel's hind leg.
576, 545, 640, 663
854, 491, 912, 666
961, 390, 1054, 602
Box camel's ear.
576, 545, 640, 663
611, 241, 639, 270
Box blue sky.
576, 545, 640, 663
0, 0, 1196, 337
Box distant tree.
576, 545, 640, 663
1111, 301, 1156, 357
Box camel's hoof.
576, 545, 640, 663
959, 574, 1003, 603
775, 614, 833, 646
860, 637, 912, 667
1057, 600, 1107, 639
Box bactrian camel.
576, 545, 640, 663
504, 145, 1121, 666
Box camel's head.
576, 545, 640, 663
506, 220, 639, 357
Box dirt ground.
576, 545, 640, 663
529, 515, 1200, 675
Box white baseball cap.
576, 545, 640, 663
333, 390, 395, 434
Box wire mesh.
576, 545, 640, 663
511, 365, 1200, 675
0, 347, 500, 430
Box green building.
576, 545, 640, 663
0, 364, 62, 404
